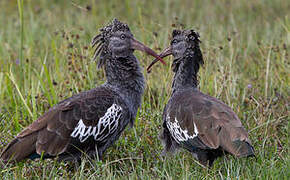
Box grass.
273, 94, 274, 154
0, 0, 289, 179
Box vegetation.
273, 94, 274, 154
0, 0, 289, 179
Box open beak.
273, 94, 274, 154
130, 38, 166, 66
146, 46, 172, 73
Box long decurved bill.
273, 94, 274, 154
131, 38, 166, 66
146, 46, 172, 73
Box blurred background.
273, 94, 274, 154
0, 0, 289, 179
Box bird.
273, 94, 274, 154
147, 29, 254, 167
0, 19, 165, 163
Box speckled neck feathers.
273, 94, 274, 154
172, 45, 203, 94
105, 54, 145, 94
104, 54, 145, 118
91, 19, 145, 118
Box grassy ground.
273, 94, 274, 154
0, 0, 289, 179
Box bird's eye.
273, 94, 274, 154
189, 35, 194, 40
172, 39, 178, 44
120, 34, 126, 40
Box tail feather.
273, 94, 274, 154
232, 140, 255, 158
218, 127, 255, 158
0, 133, 37, 163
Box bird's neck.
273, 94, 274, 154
172, 55, 202, 94
105, 55, 145, 114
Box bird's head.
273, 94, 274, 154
147, 29, 203, 73
92, 19, 165, 68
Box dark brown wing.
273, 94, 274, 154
166, 89, 253, 157
1, 86, 126, 162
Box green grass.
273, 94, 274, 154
0, 0, 289, 179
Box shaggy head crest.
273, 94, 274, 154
91, 19, 132, 68
170, 29, 203, 73
147, 29, 203, 73
172, 29, 201, 50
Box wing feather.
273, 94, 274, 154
1, 87, 127, 162
167, 89, 251, 152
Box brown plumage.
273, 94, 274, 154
1, 87, 126, 162
148, 29, 254, 167
1, 19, 165, 164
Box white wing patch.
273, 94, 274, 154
70, 104, 122, 142
166, 115, 198, 143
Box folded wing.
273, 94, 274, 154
166, 89, 254, 157
1, 87, 126, 162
